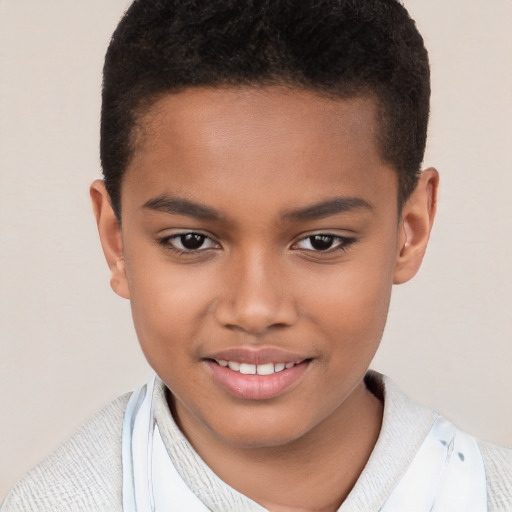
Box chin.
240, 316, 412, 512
210, 412, 316, 450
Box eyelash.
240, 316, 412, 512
158, 232, 356, 255
291, 234, 356, 254
158, 232, 220, 255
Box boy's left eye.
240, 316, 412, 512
293, 234, 353, 252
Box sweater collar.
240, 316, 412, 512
152, 371, 438, 512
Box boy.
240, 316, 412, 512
2, 0, 511, 511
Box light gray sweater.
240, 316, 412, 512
3, 373, 512, 511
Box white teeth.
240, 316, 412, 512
228, 361, 240, 371
219, 360, 298, 374
256, 362, 275, 375
239, 363, 257, 375
274, 363, 285, 372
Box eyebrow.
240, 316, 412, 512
142, 194, 222, 220
142, 194, 372, 222
281, 197, 373, 222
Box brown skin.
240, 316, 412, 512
91, 87, 438, 512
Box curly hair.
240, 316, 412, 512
101, 0, 430, 217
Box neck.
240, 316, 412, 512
172, 379, 383, 512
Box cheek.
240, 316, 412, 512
124, 255, 218, 360
300, 253, 395, 348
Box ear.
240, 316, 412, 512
90, 180, 130, 299
394, 168, 439, 284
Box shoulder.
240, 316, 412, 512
361, 371, 512, 512
2, 393, 130, 512
478, 439, 512, 512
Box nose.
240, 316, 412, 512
214, 250, 299, 335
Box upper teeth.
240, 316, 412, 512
217, 360, 297, 375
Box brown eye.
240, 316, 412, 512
179, 233, 206, 250
161, 232, 219, 253
309, 235, 335, 251
293, 234, 355, 253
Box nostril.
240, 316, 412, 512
214, 299, 299, 335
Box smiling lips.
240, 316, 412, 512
205, 350, 310, 400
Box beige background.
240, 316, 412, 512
1, 0, 511, 501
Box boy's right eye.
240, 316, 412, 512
159, 232, 220, 253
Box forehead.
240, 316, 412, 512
134, 86, 380, 161
124, 86, 397, 217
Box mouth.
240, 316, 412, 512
204, 352, 312, 400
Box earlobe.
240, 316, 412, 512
393, 168, 439, 285
90, 180, 130, 299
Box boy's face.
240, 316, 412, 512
93, 87, 436, 449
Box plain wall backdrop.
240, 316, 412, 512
1, 0, 511, 501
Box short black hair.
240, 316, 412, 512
101, 0, 430, 217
